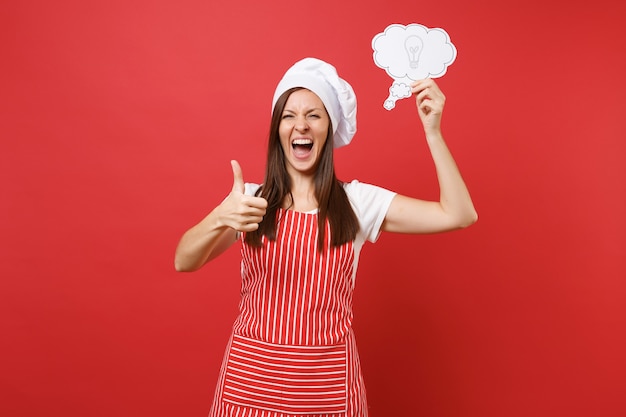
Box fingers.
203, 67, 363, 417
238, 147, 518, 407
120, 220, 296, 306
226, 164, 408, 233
230, 197, 267, 232
231, 160, 245, 193
224, 160, 268, 232
411, 79, 444, 100
411, 78, 438, 91
228, 160, 268, 213
411, 79, 445, 114
238, 198, 267, 214
238, 223, 261, 232
232, 213, 265, 231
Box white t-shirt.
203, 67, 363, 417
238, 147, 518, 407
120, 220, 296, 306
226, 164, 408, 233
244, 180, 397, 281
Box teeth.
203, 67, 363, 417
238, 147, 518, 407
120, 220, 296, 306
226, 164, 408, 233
293, 139, 313, 145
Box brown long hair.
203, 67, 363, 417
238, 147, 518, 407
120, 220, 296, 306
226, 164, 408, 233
245, 87, 359, 251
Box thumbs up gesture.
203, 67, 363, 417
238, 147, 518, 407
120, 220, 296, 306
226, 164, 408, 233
217, 160, 268, 232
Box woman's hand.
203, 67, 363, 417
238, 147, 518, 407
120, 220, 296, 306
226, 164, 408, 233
412, 78, 445, 135
217, 160, 267, 232
174, 160, 267, 271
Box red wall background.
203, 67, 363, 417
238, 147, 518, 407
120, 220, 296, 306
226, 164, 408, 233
2, 1, 625, 416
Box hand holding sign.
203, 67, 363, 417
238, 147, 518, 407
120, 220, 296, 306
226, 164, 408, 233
372, 23, 456, 110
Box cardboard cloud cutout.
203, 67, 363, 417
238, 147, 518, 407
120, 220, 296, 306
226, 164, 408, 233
372, 23, 457, 110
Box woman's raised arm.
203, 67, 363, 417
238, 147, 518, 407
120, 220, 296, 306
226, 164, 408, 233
382, 79, 477, 234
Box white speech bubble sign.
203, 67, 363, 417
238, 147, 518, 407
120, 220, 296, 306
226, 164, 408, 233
372, 23, 457, 110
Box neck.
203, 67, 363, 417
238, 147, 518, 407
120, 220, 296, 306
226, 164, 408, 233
285, 174, 317, 212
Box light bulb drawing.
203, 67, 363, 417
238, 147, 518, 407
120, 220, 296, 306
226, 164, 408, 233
372, 23, 456, 110
404, 35, 423, 69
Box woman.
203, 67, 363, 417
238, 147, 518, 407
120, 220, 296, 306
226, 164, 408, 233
175, 57, 477, 417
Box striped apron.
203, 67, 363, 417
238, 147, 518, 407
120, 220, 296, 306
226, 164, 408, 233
209, 208, 368, 417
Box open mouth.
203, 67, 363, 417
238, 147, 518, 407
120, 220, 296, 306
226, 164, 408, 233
292, 139, 313, 154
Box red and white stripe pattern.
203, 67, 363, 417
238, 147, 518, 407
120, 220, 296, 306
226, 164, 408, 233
210, 209, 368, 417
210, 331, 368, 417
222, 334, 347, 414
234, 209, 355, 346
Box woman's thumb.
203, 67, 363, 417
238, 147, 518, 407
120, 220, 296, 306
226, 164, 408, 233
230, 160, 245, 193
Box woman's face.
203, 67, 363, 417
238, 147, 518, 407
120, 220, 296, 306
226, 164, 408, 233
279, 89, 330, 177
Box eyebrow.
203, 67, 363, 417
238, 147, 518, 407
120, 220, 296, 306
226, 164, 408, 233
283, 107, 325, 114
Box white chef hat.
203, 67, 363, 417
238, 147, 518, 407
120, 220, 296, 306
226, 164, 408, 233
272, 57, 357, 148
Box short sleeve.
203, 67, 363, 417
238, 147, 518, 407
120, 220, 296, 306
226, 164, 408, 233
244, 183, 261, 196
343, 180, 396, 243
